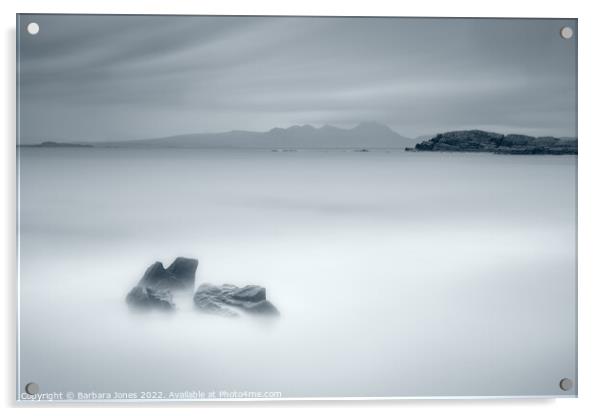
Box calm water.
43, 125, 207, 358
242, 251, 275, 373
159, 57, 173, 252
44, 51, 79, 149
17, 148, 577, 399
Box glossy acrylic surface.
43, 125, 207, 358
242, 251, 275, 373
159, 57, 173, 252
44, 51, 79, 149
17, 15, 577, 401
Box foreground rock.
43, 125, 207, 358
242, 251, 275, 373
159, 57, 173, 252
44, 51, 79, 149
193, 283, 279, 317
138, 257, 198, 292
408, 130, 577, 155
126, 257, 198, 310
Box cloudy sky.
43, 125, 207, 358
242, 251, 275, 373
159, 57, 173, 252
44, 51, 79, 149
18, 15, 577, 143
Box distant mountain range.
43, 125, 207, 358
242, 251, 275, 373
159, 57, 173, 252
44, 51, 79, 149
19, 124, 577, 154
80, 122, 415, 149
19, 141, 93, 148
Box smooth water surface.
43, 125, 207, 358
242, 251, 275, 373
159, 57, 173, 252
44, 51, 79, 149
17, 149, 577, 399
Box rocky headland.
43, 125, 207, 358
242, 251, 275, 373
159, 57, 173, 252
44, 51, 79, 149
408, 130, 577, 155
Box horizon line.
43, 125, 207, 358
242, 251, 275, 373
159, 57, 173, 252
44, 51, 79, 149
18, 123, 578, 147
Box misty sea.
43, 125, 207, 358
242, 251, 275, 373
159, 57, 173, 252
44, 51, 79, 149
17, 148, 577, 398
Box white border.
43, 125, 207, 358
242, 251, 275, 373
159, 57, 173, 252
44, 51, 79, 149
13, 12, 579, 404
2, 1, 602, 415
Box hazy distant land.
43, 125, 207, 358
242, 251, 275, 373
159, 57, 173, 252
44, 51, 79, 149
91, 122, 414, 150
19, 141, 94, 148
19, 123, 577, 154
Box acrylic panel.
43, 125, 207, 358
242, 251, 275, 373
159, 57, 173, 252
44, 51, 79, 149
16, 14, 577, 401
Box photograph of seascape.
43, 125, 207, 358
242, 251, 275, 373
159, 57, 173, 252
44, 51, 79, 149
17, 15, 577, 400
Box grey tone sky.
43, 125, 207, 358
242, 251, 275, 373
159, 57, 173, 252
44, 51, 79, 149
18, 15, 577, 143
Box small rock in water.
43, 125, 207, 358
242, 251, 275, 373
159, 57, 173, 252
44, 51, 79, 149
193, 283, 279, 317
165, 257, 198, 291
126, 257, 198, 310
138, 257, 198, 292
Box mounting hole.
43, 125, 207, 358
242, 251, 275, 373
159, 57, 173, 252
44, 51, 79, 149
24, 382, 39, 395
560, 26, 573, 40
559, 378, 573, 391
27, 22, 40, 35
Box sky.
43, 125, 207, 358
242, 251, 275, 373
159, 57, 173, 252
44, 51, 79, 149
18, 15, 577, 143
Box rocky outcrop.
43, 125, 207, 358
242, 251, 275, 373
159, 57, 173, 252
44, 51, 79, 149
126, 257, 198, 310
126, 257, 279, 317
193, 283, 279, 317
410, 130, 577, 155
137, 257, 198, 292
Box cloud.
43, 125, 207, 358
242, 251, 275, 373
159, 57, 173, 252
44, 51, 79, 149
18, 15, 577, 142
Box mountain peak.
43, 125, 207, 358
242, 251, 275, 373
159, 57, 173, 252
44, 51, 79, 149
352, 121, 395, 132
319, 124, 338, 131
269, 124, 317, 134
92, 122, 414, 149
289, 124, 316, 131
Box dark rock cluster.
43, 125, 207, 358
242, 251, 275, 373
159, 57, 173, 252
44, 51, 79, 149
409, 130, 577, 155
126, 257, 278, 318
